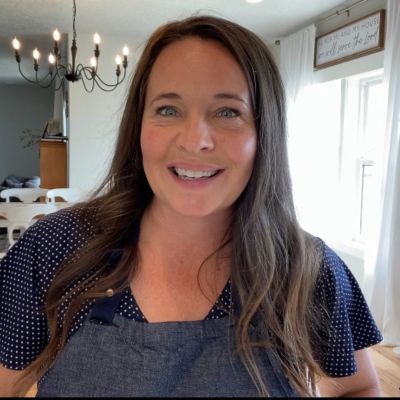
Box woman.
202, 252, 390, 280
0, 16, 382, 397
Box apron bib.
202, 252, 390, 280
37, 292, 297, 397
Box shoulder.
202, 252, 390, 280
313, 237, 365, 318
27, 205, 95, 243
313, 237, 361, 307
0, 206, 96, 295
0, 206, 96, 371
311, 237, 382, 377
316, 238, 358, 291
9, 205, 95, 251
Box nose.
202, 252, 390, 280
176, 114, 215, 153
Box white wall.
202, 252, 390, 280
68, 33, 137, 189
0, 84, 54, 182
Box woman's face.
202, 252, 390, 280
140, 37, 257, 218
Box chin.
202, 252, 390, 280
170, 201, 231, 219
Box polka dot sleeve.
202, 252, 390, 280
0, 208, 90, 370
315, 241, 383, 377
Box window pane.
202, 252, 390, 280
360, 163, 374, 237
363, 80, 385, 160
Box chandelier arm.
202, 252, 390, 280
55, 77, 65, 91
45, 73, 61, 88
77, 65, 94, 81
80, 75, 95, 93
93, 76, 121, 92
37, 70, 60, 88
33, 72, 58, 89
36, 79, 58, 89
17, 63, 50, 85
55, 63, 68, 74
92, 67, 126, 88
17, 60, 64, 89
118, 67, 127, 84
68, 63, 74, 73
48, 70, 61, 84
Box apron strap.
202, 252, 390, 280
90, 248, 124, 325
90, 292, 124, 325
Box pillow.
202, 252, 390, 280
24, 176, 41, 188
5, 178, 23, 188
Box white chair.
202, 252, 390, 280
0, 216, 9, 235
46, 188, 89, 203
0, 210, 9, 231
0, 202, 69, 247
0, 188, 48, 248
0, 216, 8, 259
0, 188, 48, 203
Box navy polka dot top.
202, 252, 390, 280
0, 207, 382, 377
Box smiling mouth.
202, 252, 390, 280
170, 167, 222, 180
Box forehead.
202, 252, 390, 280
146, 37, 249, 95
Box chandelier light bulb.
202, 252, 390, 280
12, 37, 20, 50
115, 55, 122, 65
93, 32, 101, 45
33, 48, 40, 60
122, 46, 129, 56
48, 53, 56, 64
53, 29, 61, 41
90, 57, 97, 68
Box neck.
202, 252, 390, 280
138, 199, 232, 273
131, 200, 232, 318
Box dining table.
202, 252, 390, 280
0, 202, 71, 247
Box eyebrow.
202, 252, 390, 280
213, 93, 247, 104
149, 93, 180, 106
149, 92, 247, 105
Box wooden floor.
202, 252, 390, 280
25, 345, 400, 397
369, 345, 400, 397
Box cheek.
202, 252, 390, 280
234, 133, 257, 175
140, 130, 150, 163
140, 124, 162, 165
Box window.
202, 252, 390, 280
343, 70, 386, 243
289, 69, 386, 249
357, 76, 386, 239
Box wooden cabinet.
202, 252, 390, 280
39, 140, 68, 189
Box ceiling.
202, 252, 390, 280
0, 0, 351, 84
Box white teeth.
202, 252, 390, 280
173, 167, 218, 179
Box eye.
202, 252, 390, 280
157, 106, 178, 117
217, 108, 239, 118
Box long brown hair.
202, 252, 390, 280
21, 15, 327, 396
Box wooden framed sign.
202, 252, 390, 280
314, 9, 385, 69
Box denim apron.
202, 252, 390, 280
36, 290, 297, 397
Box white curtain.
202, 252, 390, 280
279, 24, 316, 104
279, 25, 317, 226
279, 25, 340, 238
364, 0, 400, 346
